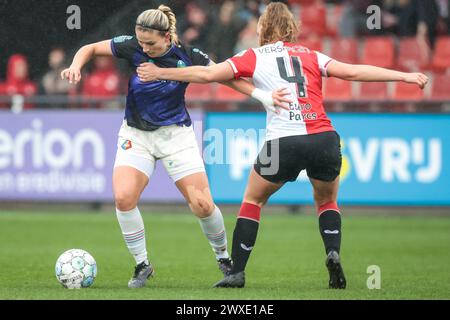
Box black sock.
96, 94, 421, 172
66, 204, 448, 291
231, 218, 259, 274
319, 210, 342, 254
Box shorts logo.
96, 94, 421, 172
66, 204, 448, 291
240, 243, 253, 251
121, 140, 132, 150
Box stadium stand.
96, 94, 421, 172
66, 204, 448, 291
361, 37, 395, 69
397, 37, 431, 72
359, 82, 389, 101
324, 77, 353, 101
1, 0, 449, 111
431, 36, 450, 71
288, 0, 318, 5
298, 3, 328, 37
393, 81, 425, 101
299, 36, 324, 52
325, 3, 343, 37
431, 72, 450, 100
329, 38, 358, 64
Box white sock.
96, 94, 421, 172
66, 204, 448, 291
198, 205, 230, 260
116, 207, 148, 265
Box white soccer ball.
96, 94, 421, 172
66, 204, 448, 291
55, 249, 97, 289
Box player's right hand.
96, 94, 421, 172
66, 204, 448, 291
137, 62, 160, 82
404, 72, 428, 89
61, 66, 81, 84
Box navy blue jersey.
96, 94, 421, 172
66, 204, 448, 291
110, 35, 210, 131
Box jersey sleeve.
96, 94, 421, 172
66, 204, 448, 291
186, 46, 211, 66
110, 35, 138, 61
226, 49, 257, 79
314, 51, 334, 77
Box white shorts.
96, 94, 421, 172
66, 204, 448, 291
114, 121, 205, 182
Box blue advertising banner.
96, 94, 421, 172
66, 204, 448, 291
204, 113, 450, 205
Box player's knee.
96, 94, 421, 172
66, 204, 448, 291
183, 185, 214, 218
114, 191, 138, 212
189, 197, 214, 218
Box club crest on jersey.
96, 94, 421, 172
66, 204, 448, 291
177, 60, 186, 68
121, 140, 132, 150
192, 48, 209, 59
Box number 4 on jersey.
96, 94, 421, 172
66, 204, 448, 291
276, 56, 307, 98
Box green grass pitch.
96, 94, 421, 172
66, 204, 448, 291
0, 210, 449, 300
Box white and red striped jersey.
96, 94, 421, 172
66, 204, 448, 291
227, 41, 335, 141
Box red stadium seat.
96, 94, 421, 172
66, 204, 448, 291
392, 82, 424, 101
324, 77, 352, 101
359, 82, 388, 101
431, 36, 450, 71
329, 38, 358, 64
361, 37, 395, 68
215, 84, 248, 101
288, 0, 321, 5
431, 72, 450, 100
326, 4, 344, 37
397, 37, 430, 71
185, 83, 214, 101
298, 4, 327, 37
298, 36, 323, 52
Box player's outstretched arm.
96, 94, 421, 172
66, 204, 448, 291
137, 62, 291, 112
327, 60, 429, 89
138, 61, 233, 83
61, 40, 113, 84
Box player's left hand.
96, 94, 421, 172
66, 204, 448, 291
272, 88, 292, 111
137, 62, 160, 82
252, 87, 292, 115
404, 72, 429, 89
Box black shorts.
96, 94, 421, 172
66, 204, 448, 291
254, 131, 342, 184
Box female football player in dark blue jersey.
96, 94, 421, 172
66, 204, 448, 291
61, 5, 289, 288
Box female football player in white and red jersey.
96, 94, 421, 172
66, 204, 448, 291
137, 2, 428, 289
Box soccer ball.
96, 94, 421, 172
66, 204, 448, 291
55, 249, 97, 289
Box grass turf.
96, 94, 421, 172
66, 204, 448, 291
0, 211, 449, 300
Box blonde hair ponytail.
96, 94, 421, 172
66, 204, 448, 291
157, 5, 178, 44
135, 5, 179, 44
